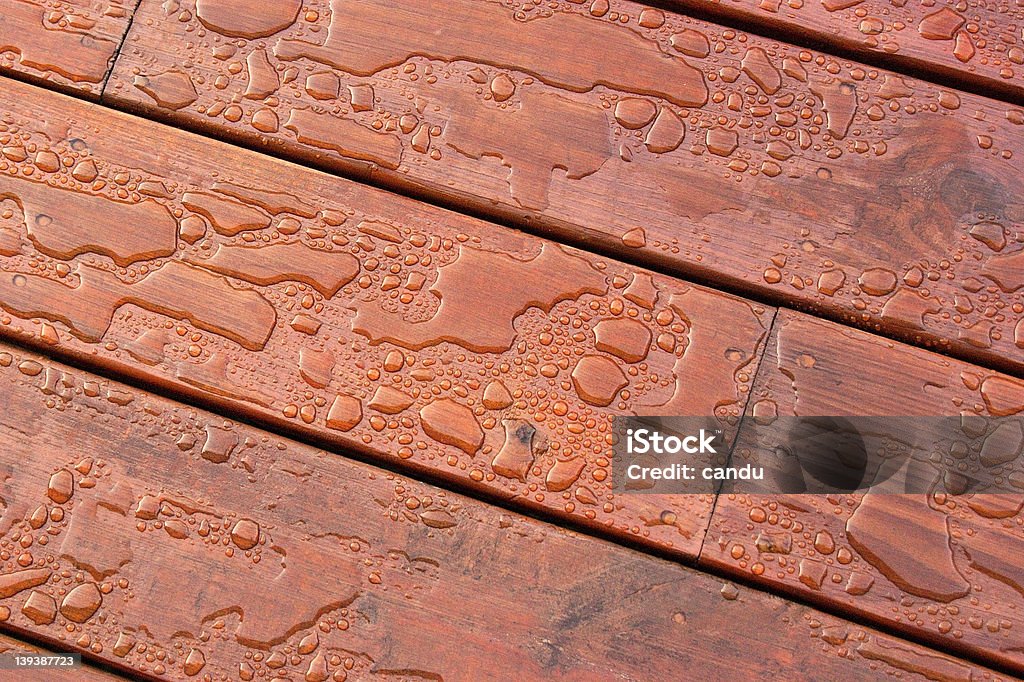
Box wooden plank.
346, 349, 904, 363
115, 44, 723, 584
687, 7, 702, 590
0, 341, 1010, 681
0, 77, 773, 560
0, 633, 127, 681
662, 0, 1024, 104
703, 309, 1024, 673
0, 0, 133, 97
105, 0, 1024, 375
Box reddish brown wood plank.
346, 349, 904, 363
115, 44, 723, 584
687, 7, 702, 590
703, 309, 1024, 673
0, 342, 1011, 681
0, 633, 127, 681
663, 0, 1024, 104
105, 0, 1024, 375
0, 0, 133, 97
0, 77, 773, 560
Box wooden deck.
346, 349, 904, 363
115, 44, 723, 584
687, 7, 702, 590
0, 0, 1023, 679
103, 0, 1024, 374
4, 341, 1011, 680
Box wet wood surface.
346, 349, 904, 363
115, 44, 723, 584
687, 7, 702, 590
104, 0, 1024, 376
0, 0, 133, 97
2, 2, 1024, 677
0, 76, 775, 561
664, 0, 1024, 104
704, 309, 1024, 673
0, 340, 1012, 681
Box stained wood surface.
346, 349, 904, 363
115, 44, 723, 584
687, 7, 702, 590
0, 77, 775, 560
0, 0, 132, 97
3, 2, 1024, 675
104, 0, 1024, 376
704, 309, 1024, 673
0, 633, 125, 681
665, 0, 1024, 104
0, 341, 1011, 681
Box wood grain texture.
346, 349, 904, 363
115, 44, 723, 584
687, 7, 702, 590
0, 341, 1011, 682
104, 0, 1024, 375
0, 0, 133, 97
664, 0, 1024, 104
688, 0, 1024, 101
704, 309, 1024, 673
0, 77, 774, 560
0, 633, 127, 681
